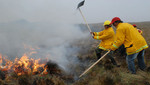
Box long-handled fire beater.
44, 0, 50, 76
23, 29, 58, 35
77, 0, 110, 78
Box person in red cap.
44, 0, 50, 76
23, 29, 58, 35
132, 24, 143, 35
132, 24, 137, 27
110, 17, 148, 74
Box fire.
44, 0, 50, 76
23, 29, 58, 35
0, 53, 48, 76
0, 44, 60, 79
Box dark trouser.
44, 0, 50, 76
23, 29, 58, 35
95, 47, 117, 65
118, 44, 127, 56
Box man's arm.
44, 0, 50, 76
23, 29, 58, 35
93, 31, 113, 40
111, 28, 125, 51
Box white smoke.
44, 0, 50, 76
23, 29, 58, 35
0, 19, 89, 71
0, 0, 90, 72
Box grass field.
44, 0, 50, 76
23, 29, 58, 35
0, 21, 150, 85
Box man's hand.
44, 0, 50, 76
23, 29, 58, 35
92, 35, 94, 38
109, 49, 112, 51
90, 32, 95, 36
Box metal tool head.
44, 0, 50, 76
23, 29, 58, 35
77, 0, 85, 9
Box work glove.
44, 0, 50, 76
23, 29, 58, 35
90, 32, 95, 36
109, 49, 112, 51
92, 35, 94, 39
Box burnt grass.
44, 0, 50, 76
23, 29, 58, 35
0, 21, 150, 85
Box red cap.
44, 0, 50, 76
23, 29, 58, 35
110, 17, 121, 25
132, 24, 137, 27
138, 29, 141, 33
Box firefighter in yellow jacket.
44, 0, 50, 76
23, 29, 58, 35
133, 24, 143, 35
110, 17, 148, 74
91, 20, 119, 66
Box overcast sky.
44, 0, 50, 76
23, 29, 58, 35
0, 0, 150, 23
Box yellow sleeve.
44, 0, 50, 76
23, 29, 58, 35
111, 28, 125, 51
93, 31, 103, 36
94, 31, 113, 40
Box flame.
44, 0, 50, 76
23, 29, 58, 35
0, 44, 51, 76
0, 53, 48, 76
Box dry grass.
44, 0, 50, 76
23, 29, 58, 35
73, 21, 150, 85
0, 21, 150, 85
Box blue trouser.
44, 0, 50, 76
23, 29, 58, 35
126, 50, 146, 74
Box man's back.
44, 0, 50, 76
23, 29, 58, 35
116, 23, 148, 55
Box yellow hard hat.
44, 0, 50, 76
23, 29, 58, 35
103, 20, 111, 26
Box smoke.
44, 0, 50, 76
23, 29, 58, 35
0, 0, 91, 73
0, 19, 89, 72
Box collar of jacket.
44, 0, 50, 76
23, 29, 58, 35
116, 23, 122, 28
105, 27, 112, 30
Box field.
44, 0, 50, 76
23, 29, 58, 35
0, 21, 150, 85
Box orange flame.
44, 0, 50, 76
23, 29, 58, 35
0, 44, 50, 76
0, 53, 48, 76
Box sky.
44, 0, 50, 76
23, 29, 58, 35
0, 0, 150, 23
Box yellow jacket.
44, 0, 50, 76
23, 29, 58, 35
111, 23, 148, 55
93, 27, 115, 50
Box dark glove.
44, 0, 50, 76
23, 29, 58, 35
90, 32, 95, 36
